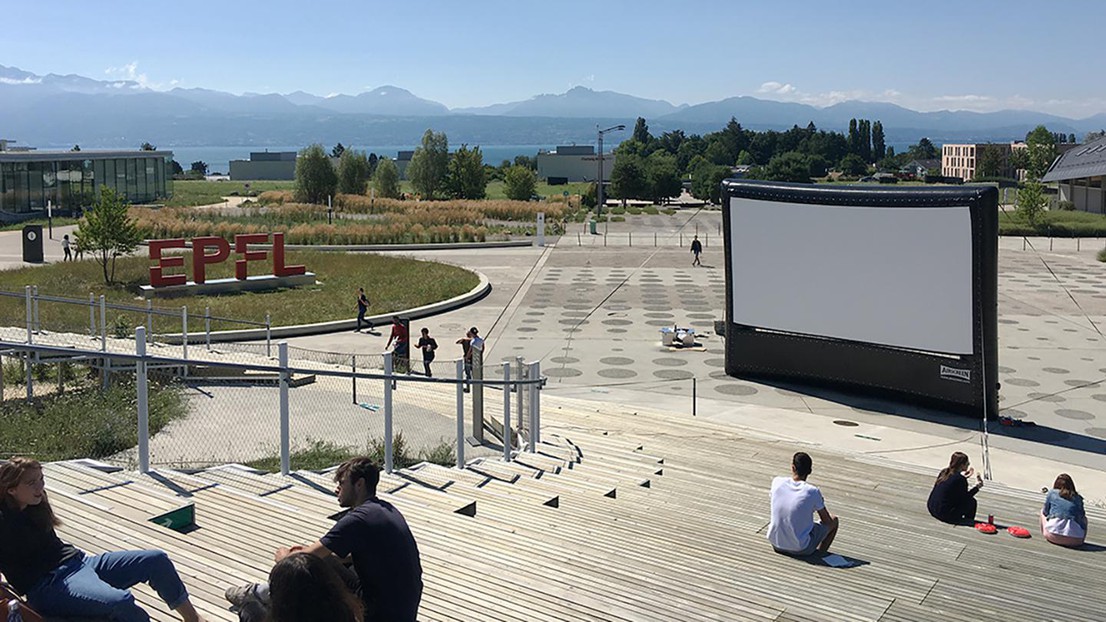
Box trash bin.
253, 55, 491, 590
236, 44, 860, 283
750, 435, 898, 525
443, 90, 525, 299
22, 225, 44, 263
589, 220, 597, 235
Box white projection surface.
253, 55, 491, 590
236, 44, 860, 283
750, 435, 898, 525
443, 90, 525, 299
729, 197, 974, 354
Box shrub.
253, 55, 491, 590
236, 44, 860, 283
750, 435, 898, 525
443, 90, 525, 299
245, 439, 358, 473
1098, 248, 1106, 263
419, 440, 456, 467
1058, 200, 1076, 211
643, 206, 659, 215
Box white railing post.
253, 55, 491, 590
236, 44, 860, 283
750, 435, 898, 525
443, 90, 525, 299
515, 356, 525, 434
384, 352, 394, 474
279, 341, 290, 476
502, 361, 512, 462
99, 295, 106, 351
528, 361, 540, 451
456, 359, 465, 468
32, 285, 40, 333
24, 286, 32, 344
205, 306, 211, 351
181, 306, 188, 361
136, 327, 150, 473
89, 293, 96, 337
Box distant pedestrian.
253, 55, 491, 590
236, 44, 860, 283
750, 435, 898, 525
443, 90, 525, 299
386, 316, 410, 374
354, 288, 371, 333
62, 234, 72, 261
469, 326, 484, 356
416, 328, 438, 377
73, 237, 83, 260
690, 235, 702, 266
456, 330, 474, 392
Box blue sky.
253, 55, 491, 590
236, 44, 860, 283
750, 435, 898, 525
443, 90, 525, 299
3, 0, 1103, 117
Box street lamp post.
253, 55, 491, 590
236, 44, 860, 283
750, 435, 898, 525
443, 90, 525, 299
596, 124, 625, 221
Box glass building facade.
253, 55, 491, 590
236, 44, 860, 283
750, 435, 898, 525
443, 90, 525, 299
0, 151, 174, 216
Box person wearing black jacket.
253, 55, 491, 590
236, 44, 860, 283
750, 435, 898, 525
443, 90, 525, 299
927, 451, 983, 524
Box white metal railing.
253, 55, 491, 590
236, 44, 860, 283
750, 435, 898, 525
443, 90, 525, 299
0, 337, 544, 476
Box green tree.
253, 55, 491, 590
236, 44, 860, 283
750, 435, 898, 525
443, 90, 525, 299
446, 144, 487, 199
1017, 179, 1047, 226
871, 121, 886, 161
632, 117, 652, 146
690, 161, 731, 204
858, 119, 872, 162
847, 119, 860, 156
71, 144, 81, 152
749, 152, 812, 183
908, 138, 938, 160
609, 153, 647, 205
407, 129, 450, 199
168, 160, 184, 176
140, 142, 156, 151
294, 144, 338, 204
75, 187, 141, 285
645, 151, 682, 203
190, 161, 208, 175
1024, 125, 1057, 180
839, 153, 869, 177
974, 144, 1006, 179
373, 157, 400, 199
337, 149, 372, 195
503, 165, 537, 201
330, 142, 346, 158
1083, 130, 1105, 144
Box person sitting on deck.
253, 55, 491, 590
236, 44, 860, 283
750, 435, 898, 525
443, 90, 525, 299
927, 451, 983, 524
226, 457, 423, 622
1040, 473, 1088, 547
0, 457, 207, 622
768, 452, 840, 556
236, 552, 364, 622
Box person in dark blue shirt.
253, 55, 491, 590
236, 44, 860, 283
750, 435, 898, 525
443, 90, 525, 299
227, 458, 423, 622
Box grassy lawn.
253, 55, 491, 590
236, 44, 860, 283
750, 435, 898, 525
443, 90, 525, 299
0, 373, 187, 462
244, 433, 454, 473
165, 179, 295, 208
484, 180, 589, 200
998, 209, 1106, 237
0, 217, 81, 232
0, 250, 478, 333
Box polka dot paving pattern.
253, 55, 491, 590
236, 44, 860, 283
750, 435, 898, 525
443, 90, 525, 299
704, 358, 726, 368
1085, 428, 1106, 438
598, 368, 638, 379
602, 319, 633, 326
1042, 367, 1070, 374
715, 384, 759, 396
654, 370, 694, 380
550, 356, 579, 364
1055, 409, 1095, 420
600, 357, 635, 366
1005, 378, 1040, 387
652, 357, 688, 367
545, 367, 583, 378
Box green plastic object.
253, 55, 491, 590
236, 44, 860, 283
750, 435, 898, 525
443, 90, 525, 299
150, 504, 196, 532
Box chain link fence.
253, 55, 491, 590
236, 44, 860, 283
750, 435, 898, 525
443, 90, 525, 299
1, 337, 542, 475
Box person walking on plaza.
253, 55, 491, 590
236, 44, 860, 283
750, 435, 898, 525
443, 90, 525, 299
62, 234, 72, 261
457, 329, 474, 392
1040, 473, 1088, 547
386, 316, 410, 374
225, 458, 423, 622
926, 451, 982, 524
768, 452, 840, 556
354, 288, 372, 333
416, 327, 438, 377
690, 234, 703, 266
1, 457, 208, 622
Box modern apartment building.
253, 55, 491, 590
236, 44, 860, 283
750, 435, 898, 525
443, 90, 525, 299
940, 142, 1020, 181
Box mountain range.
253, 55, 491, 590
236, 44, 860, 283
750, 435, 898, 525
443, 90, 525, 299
3, 64, 1104, 150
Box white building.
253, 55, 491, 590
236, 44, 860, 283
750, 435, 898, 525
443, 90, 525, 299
536, 146, 616, 183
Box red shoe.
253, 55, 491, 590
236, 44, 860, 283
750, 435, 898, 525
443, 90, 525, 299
975, 522, 998, 534
1007, 526, 1031, 538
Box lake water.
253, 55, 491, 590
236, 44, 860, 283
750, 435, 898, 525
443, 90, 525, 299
147, 145, 560, 175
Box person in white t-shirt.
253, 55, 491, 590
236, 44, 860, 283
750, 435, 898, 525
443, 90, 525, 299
768, 452, 840, 556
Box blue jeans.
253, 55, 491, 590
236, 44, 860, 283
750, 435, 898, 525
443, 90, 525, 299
26, 550, 189, 622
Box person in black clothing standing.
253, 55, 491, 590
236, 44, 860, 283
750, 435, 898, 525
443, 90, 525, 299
416, 328, 438, 377
690, 235, 703, 266
355, 288, 372, 333
927, 451, 983, 524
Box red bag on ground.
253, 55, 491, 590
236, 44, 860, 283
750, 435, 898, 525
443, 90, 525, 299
975, 522, 998, 534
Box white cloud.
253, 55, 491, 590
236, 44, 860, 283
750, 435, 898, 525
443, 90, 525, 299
0, 76, 42, 85
103, 61, 176, 90
757, 81, 796, 95
325, 92, 341, 98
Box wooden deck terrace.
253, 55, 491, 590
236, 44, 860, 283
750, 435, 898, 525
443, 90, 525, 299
34, 394, 1106, 622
